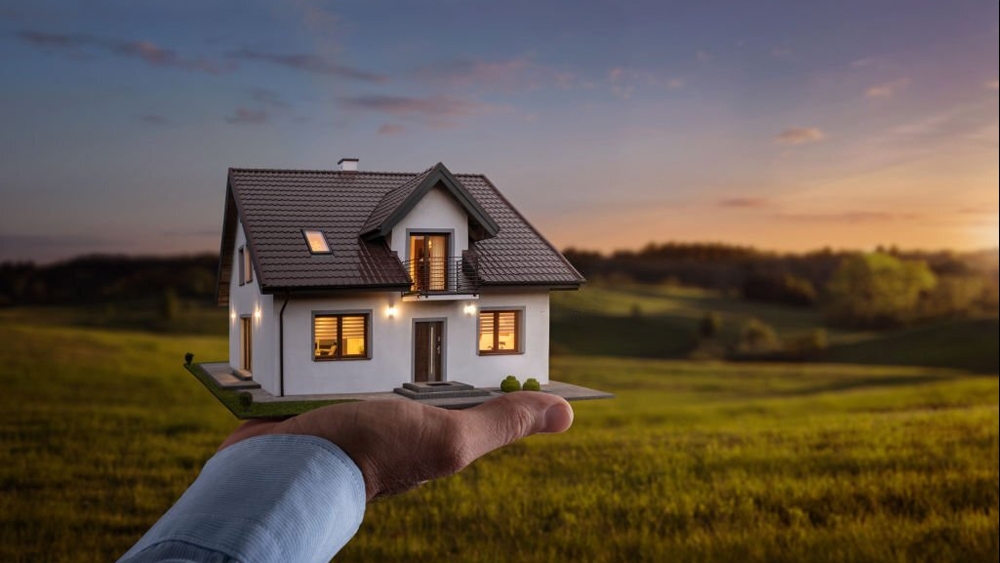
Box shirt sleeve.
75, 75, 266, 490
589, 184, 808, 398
117, 434, 367, 563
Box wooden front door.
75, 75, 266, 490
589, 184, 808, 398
414, 321, 444, 382
239, 316, 253, 374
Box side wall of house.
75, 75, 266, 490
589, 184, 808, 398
227, 220, 278, 395
280, 291, 550, 395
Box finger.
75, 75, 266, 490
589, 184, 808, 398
457, 392, 574, 461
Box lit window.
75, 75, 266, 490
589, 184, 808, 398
238, 247, 246, 286
304, 230, 330, 253
314, 313, 369, 360
244, 247, 253, 283
478, 310, 521, 354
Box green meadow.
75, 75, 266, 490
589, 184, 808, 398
1, 287, 998, 562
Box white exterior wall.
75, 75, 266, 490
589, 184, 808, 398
280, 291, 550, 395
227, 221, 278, 395
387, 186, 469, 260
228, 186, 553, 396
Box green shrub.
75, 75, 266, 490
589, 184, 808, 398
784, 328, 829, 358
184, 352, 194, 365
160, 288, 181, 321
523, 378, 541, 391
739, 318, 781, 354
500, 375, 521, 392
237, 391, 254, 410
699, 312, 722, 339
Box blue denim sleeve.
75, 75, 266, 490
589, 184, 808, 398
117, 434, 367, 563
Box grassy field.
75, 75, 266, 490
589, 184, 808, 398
551, 284, 1000, 373
1, 318, 997, 562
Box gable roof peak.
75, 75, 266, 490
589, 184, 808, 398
360, 162, 500, 240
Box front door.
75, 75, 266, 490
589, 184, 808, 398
414, 321, 444, 382
239, 316, 253, 374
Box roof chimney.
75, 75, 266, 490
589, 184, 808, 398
338, 158, 359, 172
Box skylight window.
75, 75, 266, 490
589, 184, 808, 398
303, 230, 330, 253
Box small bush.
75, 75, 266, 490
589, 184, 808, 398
160, 288, 181, 321
784, 328, 829, 358
500, 375, 521, 392
523, 378, 541, 391
739, 318, 781, 354
184, 352, 194, 365
699, 312, 722, 339
237, 391, 254, 410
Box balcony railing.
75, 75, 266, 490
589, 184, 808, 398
404, 256, 480, 296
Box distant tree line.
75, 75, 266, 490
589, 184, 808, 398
564, 242, 999, 328
0, 254, 219, 307
2, 244, 997, 330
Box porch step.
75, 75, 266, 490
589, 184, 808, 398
394, 381, 491, 401
402, 381, 475, 393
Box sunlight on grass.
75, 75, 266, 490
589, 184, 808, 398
0, 321, 997, 563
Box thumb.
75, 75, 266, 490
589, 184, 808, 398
456, 392, 574, 461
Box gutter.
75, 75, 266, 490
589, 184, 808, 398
278, 292, 290, 397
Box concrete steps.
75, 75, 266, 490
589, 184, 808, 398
393, 381, 492, 401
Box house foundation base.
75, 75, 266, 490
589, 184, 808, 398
188, 362, 613, 419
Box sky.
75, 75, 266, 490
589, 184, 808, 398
0, 0, 997, 263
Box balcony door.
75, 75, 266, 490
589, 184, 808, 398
409, 233, 449, 292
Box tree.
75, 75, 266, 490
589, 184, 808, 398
825, 252, 936, 328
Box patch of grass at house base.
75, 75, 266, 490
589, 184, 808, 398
185, 362, 356, 419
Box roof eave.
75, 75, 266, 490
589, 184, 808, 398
259, 282, 413, 295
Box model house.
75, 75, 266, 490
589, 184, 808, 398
216, 159, 584, 396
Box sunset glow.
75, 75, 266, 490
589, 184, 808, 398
0, 0, 996, 262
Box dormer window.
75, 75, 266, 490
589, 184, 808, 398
304, 230, 331, 254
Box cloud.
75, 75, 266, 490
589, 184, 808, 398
16, 30, 232, 74
695, 50, 713, 63
339, 94, 492, 119
666, 78, 685, 90
866, 78, 909, 99
770, 47, 793, 59
608, 67, 659, 99
227, 49, 386, 82
376, 123, 405, 135
987, 79, 1000, 91
849, 57, 876, 69
775, 210, 918, 223
719, 197, 769, 208
225, 107, 268, 124
250, 89, 289, 108
775, 127, 826, 145
140, 114, 168, 125
413, 57, 582, 94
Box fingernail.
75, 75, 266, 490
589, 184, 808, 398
542, 402, 574, 433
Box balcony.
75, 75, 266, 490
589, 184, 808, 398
403, 256, 480, 299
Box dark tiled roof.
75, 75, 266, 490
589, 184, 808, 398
360, 166, 433, 236
219, 164, 584, 301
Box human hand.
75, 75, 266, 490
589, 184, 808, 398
219, 393, 574, 500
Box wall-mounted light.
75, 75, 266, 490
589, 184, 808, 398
463, 303, 477, 316
253, 306, 262, 322
387, 304, 398, 318
230, 310, 236, 323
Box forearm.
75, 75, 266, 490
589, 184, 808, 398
118, 435, 366, 563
